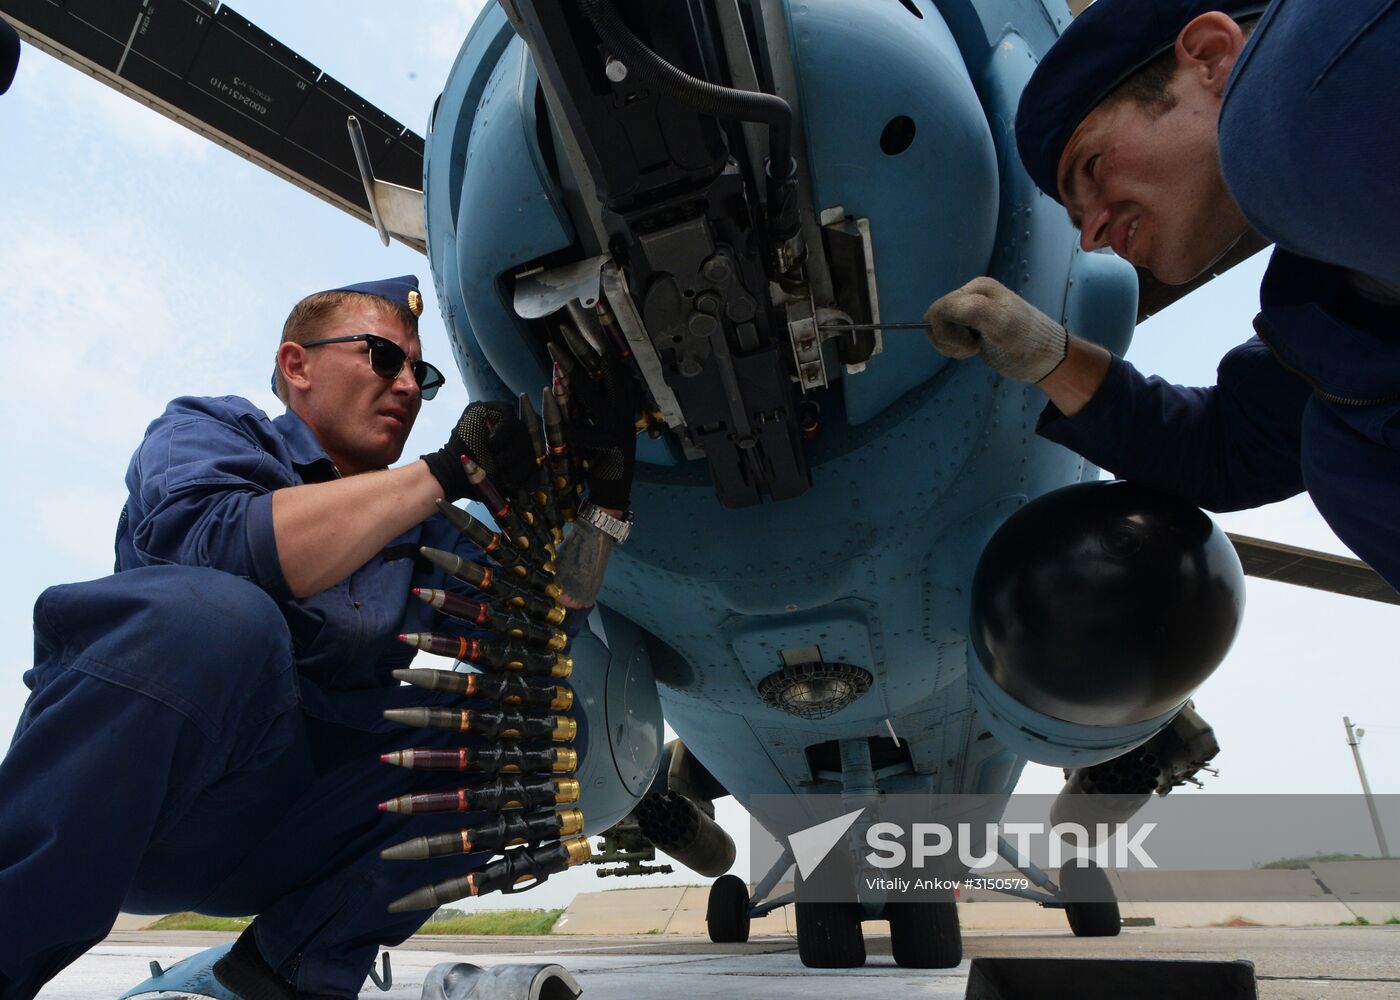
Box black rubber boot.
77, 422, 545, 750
212, 926, 350, 1000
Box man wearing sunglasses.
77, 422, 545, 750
0, 276, 637, 1000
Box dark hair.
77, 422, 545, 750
1100, 14, 1260, 118
273, 290, 419, 402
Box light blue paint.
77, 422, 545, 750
969, 647, 1188, 767
425, 0, 1172, 828
784, 0, 1000, 425
119, 942, 236, 1000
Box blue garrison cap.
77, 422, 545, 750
1, 17, 20, 96
1015, 0, 1270, 204
321, 274, 424, 317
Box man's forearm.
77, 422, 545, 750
271, 461, 443, 598
1035, 334, 1112, 416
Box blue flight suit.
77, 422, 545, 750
1041, 0, 1400, 589
0, 396, 588, 999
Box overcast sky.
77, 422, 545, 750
1, 1, 1394, 912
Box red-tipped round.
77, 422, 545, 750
377, 801, 389, 812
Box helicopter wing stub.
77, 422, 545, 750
0, 0, 425, 252
1228, 532, 1400, 606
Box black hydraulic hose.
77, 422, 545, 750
578, 0, 795, 179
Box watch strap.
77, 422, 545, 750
578, 502, 633, 544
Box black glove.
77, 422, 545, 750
565, 356, 640, 511
423, 401, 539, 503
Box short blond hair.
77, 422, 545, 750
273, 290, 420, 403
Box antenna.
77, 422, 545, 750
1343, 717, 1392, 859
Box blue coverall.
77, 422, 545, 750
1041, 0, 1400, 589
0, 396, 587, 998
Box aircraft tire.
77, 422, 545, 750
886, 899, 963, 968
795, 901, 866, 968
1061, 860, 1122, 937
706, 874, 751, 943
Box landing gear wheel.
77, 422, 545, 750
796, 901, 866, 968
886, 899, 962, 968
1061, 860, 1121, 937
706, 874, 751, 943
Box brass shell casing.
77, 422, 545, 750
508, 560, 558, 582
562, 836, 593, 866
557, 808, 584, 836
551, 717, 578, 743
550, 687, 575, 713
552, 777, 581, 804
552, 747, 579, 773
551, 653, 574, 677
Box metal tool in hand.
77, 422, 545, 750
818, 321, 933, 333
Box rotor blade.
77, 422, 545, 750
1136, 230, 1272, 324
1, 0, 426, 253
1227, 533, 1400, 606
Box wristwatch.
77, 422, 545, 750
578, 502, 633, 545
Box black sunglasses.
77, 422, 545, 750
301, 333, 446, 400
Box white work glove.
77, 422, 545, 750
923, 277, 1069, 383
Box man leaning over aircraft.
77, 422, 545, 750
0, 276, 638, 999
923, 0, 1400, 589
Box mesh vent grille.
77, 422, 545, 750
757, 661, 873, 720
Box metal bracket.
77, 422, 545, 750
513, 255, 610, 320
994, 833, 1065, 907
366, 951, 393, 991
749, 889, 795, 918
346, 116, 427, 252
841, 216, 882, 373
749, 844, 795, 909
785, 295, 827, 392
818, 208, 884, 374
599, 264, 688, 432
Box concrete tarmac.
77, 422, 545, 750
43, 926, 1400, 1000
